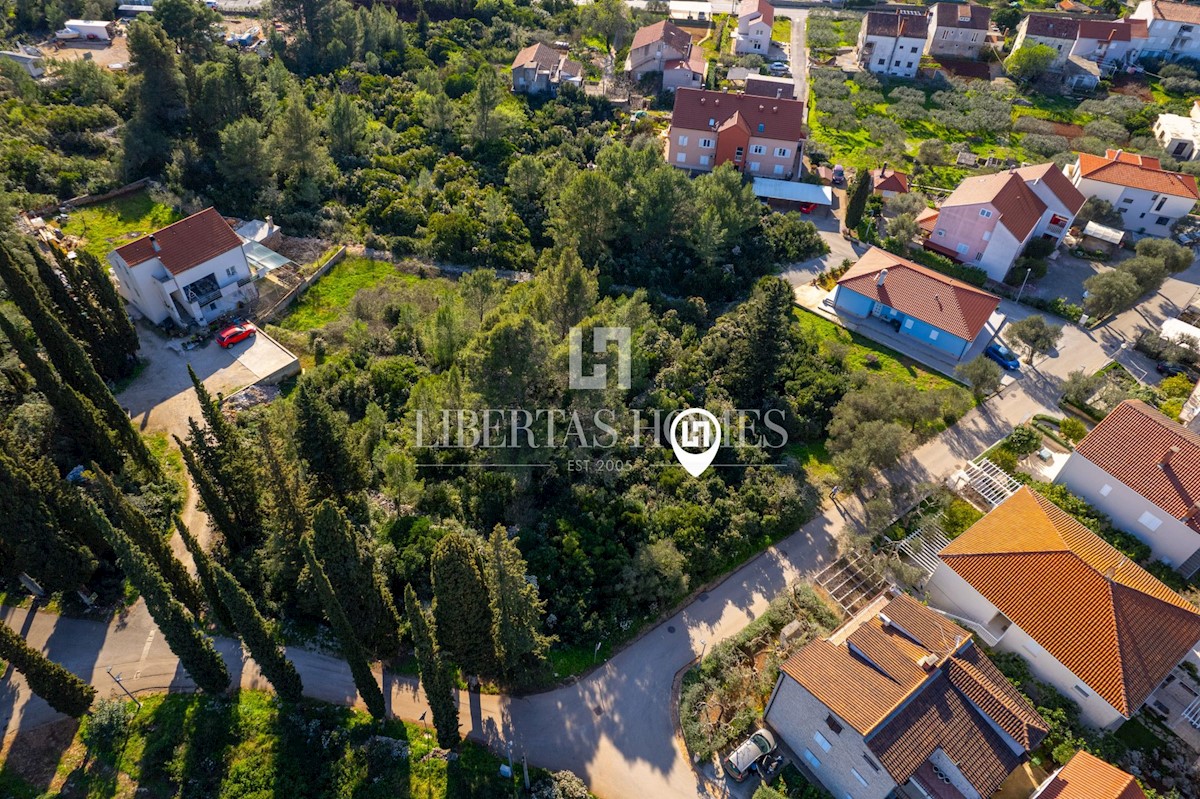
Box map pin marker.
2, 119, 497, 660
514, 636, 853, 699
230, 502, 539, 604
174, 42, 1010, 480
669, 408, 722, 478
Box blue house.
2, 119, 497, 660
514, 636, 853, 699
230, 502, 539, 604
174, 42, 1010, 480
833, 247, 1001, 361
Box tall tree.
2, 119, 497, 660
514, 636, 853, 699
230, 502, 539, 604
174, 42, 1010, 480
174, 517, 235, 632
176, 432, 240, 549
404, 585, 459, 748
257, 423, 310, 604
0, 620, 95, 717
300, 534, 386, 719
470, 315, 553, 410
217, 118, 275, 217
87, 497, 229, 693
293, 379, 365, 497
431, 532, 496, 678
153, 0, 222, 59
484, 525, 551, 683
471, 65, 503, 143
326, 91, 368, 164
844, 168, 873, 230
60, 248, 140, 374
725, 276, 796, 407
530, 248, 599, 338
122, 18, 189, 176
1007, 315, 1063, 364
458, 268, 502, 324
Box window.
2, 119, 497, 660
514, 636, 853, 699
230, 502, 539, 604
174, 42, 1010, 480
803, 749, 822, 770
1100, 484, 1113, 497
699, 155, 710, 166
979, 208, 993, 218
678, 135, 688, 146
894, 60, 901, 66
1122, 197, 1134, 204
851, 768, 869, 788
825, 715, 843, 735
775, 147, 789, 157
773, 164, 784, 175
814, 732, 832, 753
1185, 25, 1195, 32
1155, 196, 1168, 212
929, 330, 939, 341
975, 252, 983, 261
700, 138, 714, 148
955, 243, 970, 255
749, 162, 761, 172
1139, 511, 1163, 532
1074, 684, 1092, 698
226, 266, 237, 277
676, 153, 687, 163
1158, 216, 1171, 226
757, 123, 765, 133
877, 58, 885, 65
911, 46, 919, 53
751, 145, 765, 155
982, 230, 991, 242
904, 318, 914, 330
862, 754, 881, 773
735, 146, 744, 162
906, 61, 914, 68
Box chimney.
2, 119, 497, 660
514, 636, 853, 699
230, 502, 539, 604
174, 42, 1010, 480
759, 104, 765, 111
700, 96, 706, 104
1160, 445, 1181, 470
1185, 502, 1200, 524
882, 162, 888, 176
877, 269, 888, 286
149, 234, 161, 253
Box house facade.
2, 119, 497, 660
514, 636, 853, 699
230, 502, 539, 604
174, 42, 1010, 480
857, 9, 929, 79
733, 0, 774, 55
108, 208, 257, 328
832, 247, 1001, 360
1012, 14, 1079, 71
926, 487, 1200, 730
1070, 18, 1148, 74
1130, 0, 1200, 61
665, 88, 805, 179
625, 20, 706, 91
926, 2, 992, 59
764, 592, 1048, 799
1154, 100, 1200, 161
1065, 149, 1199, 237
510, 43, 583, 95
1055, 400, 1200, 574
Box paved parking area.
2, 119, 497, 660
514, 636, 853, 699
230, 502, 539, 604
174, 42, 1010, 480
1024, 250, 1111, 303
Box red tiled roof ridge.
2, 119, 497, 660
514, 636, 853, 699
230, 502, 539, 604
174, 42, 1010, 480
669, 88, 806, 142
1077, 151, 1200, 199
112, 207, 243, 277
946, 655, 1048, 749
1038, 750, 1148, 799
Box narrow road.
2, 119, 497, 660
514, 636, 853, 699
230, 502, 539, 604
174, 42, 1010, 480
782, 8, 808, 104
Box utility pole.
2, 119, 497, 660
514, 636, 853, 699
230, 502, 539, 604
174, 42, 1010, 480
1016, 266, 1033, 304
106, 666, 141, 710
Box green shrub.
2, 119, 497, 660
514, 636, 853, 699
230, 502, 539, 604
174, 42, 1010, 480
1059, 417, 1087, 443
942, 498, 983, 537
905, 248, 989, 286
989, 446, 1019, 474
1004, 424, 1042, 456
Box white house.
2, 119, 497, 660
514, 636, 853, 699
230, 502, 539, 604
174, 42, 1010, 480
107, 207, 258, 328
856, 9, 929, 79
625, 20, 706, 91
1154, 100, 1200, 161
57, 19, 115, 41
1055, 399, 1200, 575
1070, 18, 1148, 74
1065, 148, 1199, 237
510, 43, 583, 95
926, 2, 992, 60
764, 591, 1048, 799
0, 47, 45, 78
1130, 0, 1200, 61
1012, 14, 1079, 71
926, 486, 1200, 730
733, 0, 774, 56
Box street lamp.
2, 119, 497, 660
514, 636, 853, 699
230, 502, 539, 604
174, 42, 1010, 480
106, 666, 141, 710
1015, 267, 1033, 304
593, 640, 603, 664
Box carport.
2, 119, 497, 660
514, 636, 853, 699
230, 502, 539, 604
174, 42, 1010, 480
752, 179, 833, 213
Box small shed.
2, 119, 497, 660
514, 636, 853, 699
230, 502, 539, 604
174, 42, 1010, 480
751, 179, 833, 211
1080, 220, 1124, 255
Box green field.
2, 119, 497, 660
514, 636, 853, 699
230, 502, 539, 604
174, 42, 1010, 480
56, 191, 182, 259
279, 257, 408, 331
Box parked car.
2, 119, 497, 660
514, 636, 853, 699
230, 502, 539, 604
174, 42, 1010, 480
724, 729, 776, 782
985, 342, 1020, 370
796, 201, 817, 214
1157, 361, 1191, 378
217, 322, 256, 348
769, 61, 788, 73
831, 165, 845, 185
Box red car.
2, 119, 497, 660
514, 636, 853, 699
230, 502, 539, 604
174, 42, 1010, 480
216, 322, 256, 348
796, 202, 817, 214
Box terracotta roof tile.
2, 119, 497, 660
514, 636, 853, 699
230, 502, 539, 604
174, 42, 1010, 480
1022, 13, 1080, 39
112, 207, 244, 277
1074, 400, 1200, 532
939, 487, 1200, 716
1077, 150, 1200, 199
512, 43, 582, 78
942, 171, 1048, 241
631, 20, 692, 53
871, 168, 909, 194
1037, 751, 1148, 799
1015, 162, 1087, 214
1077, 18, 1148, 41
835, 247, 1001, 340
946, 654, 1048, 750
669, 88, 806, 142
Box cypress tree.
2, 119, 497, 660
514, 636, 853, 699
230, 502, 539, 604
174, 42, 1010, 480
844, 169, 873, 231
212, 560, 304, 704
173, 517, 235, 632
404, 585, 459, 748
300, 534, 386, 719
484, 525, 551, 684
63, 248, 138, 370
0, 311, 123, 473
175, 433, 242, 550
258, 423, 308, 600
86, 498, 229, 694
89, 467, 206, 617
293, 379, 365, 498
27, 243, 106, 374
431, 532, 496, 679
0, 619, 95, 717
309, 501, 401, 656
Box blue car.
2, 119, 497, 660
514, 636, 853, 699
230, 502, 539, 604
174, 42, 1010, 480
986, 342, 1020, 370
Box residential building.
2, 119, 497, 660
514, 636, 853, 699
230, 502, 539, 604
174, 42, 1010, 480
870, 165, 909, 198
1012, 14, 1080, 71
665, 88, 805, 179
832, 247, 1001, 361
1056, 0, 1097, 13
926, 486, 1200, 730
625, 20, 706, 91
1131, 0, 1200, 61
733, 0, 774, 55
1055, 399, 1200, 574
1070, 18, 1148, 75
510, 43, 582, 95
1154, 100, 1200, 161
856, 8, 929, 79
764, 591, 1048, 799
744, 73, 795, 100
107, 208, 258, 328
1065, 148, 1199, 237
0, 46, 44, 78
918, 165, 1083, 282
1031, 750, 1148, 799
926, 2, 992, 60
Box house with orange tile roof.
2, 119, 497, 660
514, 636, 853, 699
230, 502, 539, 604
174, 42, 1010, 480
832, 247, 1002, 361
926, 486, 1200, 730
870, 165, 909, 198
665, 88, 805, 179
733, 0, 774, 55
1065, 148, 1199, 237
1055, 399, 1200, 575
764, 591, 1048, 799
1031, 750, 1148, 799
1130, 0, 1200, 61
625, 20, 706, 91
919, 165, 1084, 283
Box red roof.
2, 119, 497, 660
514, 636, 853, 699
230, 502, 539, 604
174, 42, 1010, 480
1015, 163, 1087, 215
871, 167, 909, 194
932, 1, 991, 30
942, 171, 1047, 242
1075, 400, 1200, 533
739, 0, 774, 27
1077, 150, 1199, 199
1077, 18, 1148, 41
836, 247, 1000, 341
669, 88, 806, 143
112, 207, 244, 277
1037, 751, 1148, 799
631, 19, 692, 53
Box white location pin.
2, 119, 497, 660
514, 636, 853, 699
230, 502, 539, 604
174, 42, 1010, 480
669, 408, 722, 477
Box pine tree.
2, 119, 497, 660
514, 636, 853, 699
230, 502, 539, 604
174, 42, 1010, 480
257, 423, 309, 602
89, 467, 206, 617
173, 517, 235, 632
309, 501, 401, 656
293, 379, 365, 498
404, 585, 459, 748
484, 525, 551, 684
86, 497, 229, 693
213, 559, 304, 703
844, 169, 873, 230
431, 532, 496, 678
300, 534, 386, 719
0, 619, 95, 717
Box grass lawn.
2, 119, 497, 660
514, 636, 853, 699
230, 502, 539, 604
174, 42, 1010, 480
0, 691, 532, 799
278, 257, 408, 331
785, 439, 835, 480
56, 191, 182, 259
772, 17, 791, 43
144, 431, 187, 493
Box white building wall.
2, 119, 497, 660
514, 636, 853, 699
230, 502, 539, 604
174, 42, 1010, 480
976, 222, 1025, 282
1025, 182, 1077, 243
1130, 1, 1200, 60
735, 18, 772, 54
1070, 174, 1195, 237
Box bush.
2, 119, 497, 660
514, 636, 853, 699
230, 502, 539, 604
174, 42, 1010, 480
764, 212, 829, 263
82, 699, 134, 756
1059, 417, 1087, 443
988, 446, 1019, 474
905, 247, 989, 286
1004, 424, 1043, 456
1160, 373, 1196, 399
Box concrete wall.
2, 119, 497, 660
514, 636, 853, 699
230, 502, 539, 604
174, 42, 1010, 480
1055, 453, 1200, 569
764, 676, 895, 799
833, 285, 875, 317
1131, 1, 1200, 61
927, 24, 986, 58
928, 202, 1001, 266
1069, 173, 1194, 237
976, 220, 1025, 283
